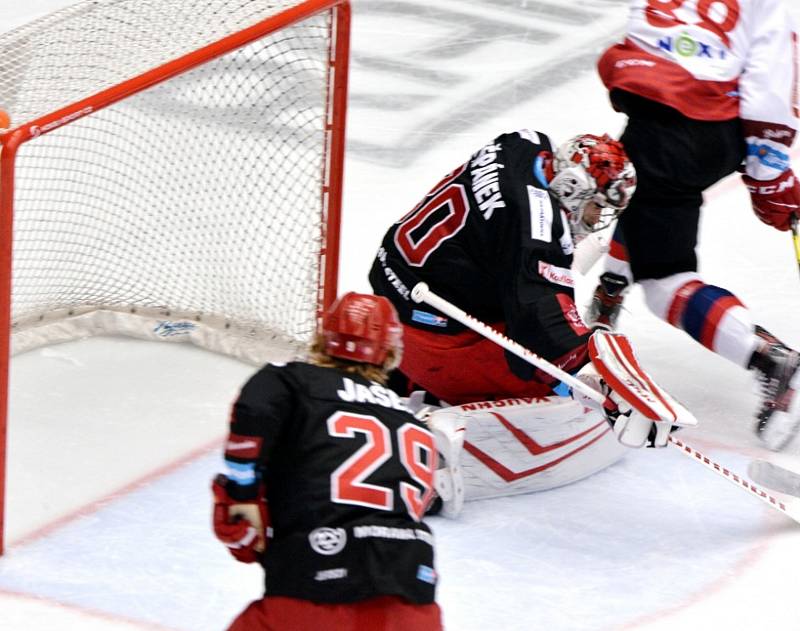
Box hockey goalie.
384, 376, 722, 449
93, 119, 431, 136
424, 329, 696, 517
366, 128, 699, 516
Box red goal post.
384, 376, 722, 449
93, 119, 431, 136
0, 0, 351, 554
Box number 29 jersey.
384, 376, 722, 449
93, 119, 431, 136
224, 361, 438, 604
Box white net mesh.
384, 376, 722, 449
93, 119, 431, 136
0, 0, 319, 126
0, 1, 344, 363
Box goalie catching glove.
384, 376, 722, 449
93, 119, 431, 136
574, 331, 697, 448
212, 474, 270, 563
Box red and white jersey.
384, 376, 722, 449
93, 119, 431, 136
599, 0, 799, 180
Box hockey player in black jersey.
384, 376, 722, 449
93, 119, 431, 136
369, 130, 636, 405
212, 292, 442, 631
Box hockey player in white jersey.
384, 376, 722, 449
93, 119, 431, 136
583, 0, 800, 451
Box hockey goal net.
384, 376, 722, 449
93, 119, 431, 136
0, 0, 350, 553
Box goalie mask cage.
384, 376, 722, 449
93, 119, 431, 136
0, 0, 351, 554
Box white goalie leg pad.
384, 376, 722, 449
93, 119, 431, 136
405, 390, 430, 416
427, 396, 627, 514
425, 407, 466, 518
588, 330, 697, 429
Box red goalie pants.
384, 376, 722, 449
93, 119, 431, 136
226, 595, 443, 631
399, 323, 552, 405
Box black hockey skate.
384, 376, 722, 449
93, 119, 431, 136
754, 324, 788, 348
584, 272, 629, 331
749, 327, 800, 451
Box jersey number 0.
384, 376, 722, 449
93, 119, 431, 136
394, 163, 469, 267
327, 411, 438, 522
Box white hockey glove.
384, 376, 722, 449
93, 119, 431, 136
574, 331, 697, 448
575, 364, 668, 447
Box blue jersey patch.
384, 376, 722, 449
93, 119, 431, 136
223, 460, 257, 486
747, 142, 790, 172
417, 565, 437, 584
552, 381, 571, 397
411, 310, 448, 327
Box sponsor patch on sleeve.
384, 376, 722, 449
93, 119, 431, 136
538, 261, 574, 288
416, 564, 437, 584
225, 434, 263, 459
527, 185, 553, 242
411, 309, 448, 327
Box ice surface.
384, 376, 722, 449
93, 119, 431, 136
2, 1, 800, 630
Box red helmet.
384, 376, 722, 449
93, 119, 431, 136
322, 292, 403, 366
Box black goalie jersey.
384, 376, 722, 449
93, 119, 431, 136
222, 361, 438, 604
369, 129, 588, 377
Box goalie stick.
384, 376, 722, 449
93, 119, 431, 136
748, 460, 800, 498
411, 282, 800, 524
792, 216, 800, 279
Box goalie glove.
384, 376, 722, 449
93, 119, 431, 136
575, 363, 669, 447
607, 392, 675, 448
212, 474, 270, 563
742, 169, 800, 232
575, 331, 697, 448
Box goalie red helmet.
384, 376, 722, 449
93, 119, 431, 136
322, 292, 403, 366
549, 133, 636, 237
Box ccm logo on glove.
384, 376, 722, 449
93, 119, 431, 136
742, 169, 800, 232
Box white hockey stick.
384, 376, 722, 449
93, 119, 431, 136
411, 282, 800, 524
748, 460, 800, 498
669, 442, 800, 520
410, 283, 605, 407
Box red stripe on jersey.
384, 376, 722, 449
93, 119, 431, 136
608, 238, 628, 261
598, 40, 739, 121
225, 434, 263, 459
556, 293, 591, 336
534, 341, 589, 384
666, 280, 704, 328
699, 295, 743, 351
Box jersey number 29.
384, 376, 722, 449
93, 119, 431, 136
327, 411, 437, 522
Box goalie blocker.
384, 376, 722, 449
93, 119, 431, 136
427, 331, 697, 517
